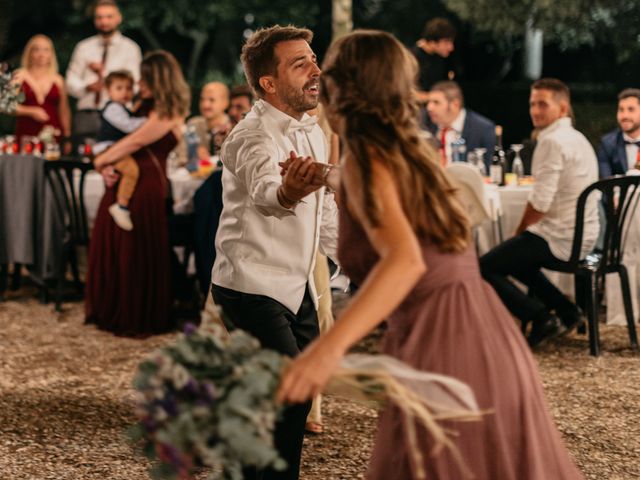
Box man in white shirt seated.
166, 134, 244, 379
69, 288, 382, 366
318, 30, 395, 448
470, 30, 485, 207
426, 80, 496, 169
480, 78, 599, 348
597, 88, 640, 177
210, 26, 338, 480
65, 0, 142, 143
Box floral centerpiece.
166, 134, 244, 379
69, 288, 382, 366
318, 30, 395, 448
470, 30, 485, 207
131, 314, 482, 480
0, 63, 23, 114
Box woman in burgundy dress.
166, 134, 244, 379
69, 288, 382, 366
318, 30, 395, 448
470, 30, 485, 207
278, 31, 583, 479
14, 35, 71, 149
86, 51, 190, 336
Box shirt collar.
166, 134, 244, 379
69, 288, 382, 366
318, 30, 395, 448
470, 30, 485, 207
255, 99, 313, 135
93, 31, 122, 44
538, 117, 572, 140
623, 132, 640, 143
450, 108, 466, 133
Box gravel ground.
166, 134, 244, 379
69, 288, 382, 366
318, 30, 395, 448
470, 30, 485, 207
0, 289, 639, 480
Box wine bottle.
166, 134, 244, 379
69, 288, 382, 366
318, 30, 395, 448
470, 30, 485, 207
490, 125, 506, 185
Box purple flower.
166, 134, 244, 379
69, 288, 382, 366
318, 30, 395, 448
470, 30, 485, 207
183, 323, 198, 336
161, 395, 178, 416
202, 382, 217, 401
142, 417, 157, 432
184, 378, 199, 394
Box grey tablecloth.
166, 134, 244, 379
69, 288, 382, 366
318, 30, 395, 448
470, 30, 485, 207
0, 154, 62, 280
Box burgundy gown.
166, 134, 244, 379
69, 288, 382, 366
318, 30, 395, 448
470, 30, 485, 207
337, 197, 583, 479
15, 81, 63, 144
85, 102, 176, 336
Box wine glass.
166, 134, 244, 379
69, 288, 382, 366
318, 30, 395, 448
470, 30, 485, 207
509, 144, 525, 180
472, 148, 487, 176
510, 144, 524, 162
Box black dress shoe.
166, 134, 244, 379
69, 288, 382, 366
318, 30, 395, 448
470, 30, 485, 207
558, 307, 585, 336
527, 315, 564, 348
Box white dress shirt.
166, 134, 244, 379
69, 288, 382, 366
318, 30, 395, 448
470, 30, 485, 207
623, 133, 640, 170
437, 108, 466, 164
527, 117, 599, 261
65, 32, 142, 110
212, 99, 339, 313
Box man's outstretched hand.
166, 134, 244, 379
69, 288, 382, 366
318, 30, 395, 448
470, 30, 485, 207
277, 151, 323, 208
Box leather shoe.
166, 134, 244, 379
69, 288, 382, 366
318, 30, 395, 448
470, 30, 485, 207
527, 315, 564, 348
558, 307, 585, 336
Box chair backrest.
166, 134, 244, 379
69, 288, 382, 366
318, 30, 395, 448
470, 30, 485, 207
446, 163, 490, 228
44, 160, 93, 246
567, 175, 640, 270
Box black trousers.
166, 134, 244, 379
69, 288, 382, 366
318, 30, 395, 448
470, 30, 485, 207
479, 231, 578, 326
211, 284, 319, 480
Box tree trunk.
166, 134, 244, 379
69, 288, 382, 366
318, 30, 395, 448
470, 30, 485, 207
524, 19, 543, 80
174, 20, 209, 84
332, 0, 353, 41
139, 25, 162, 51
0, 0, 12, 55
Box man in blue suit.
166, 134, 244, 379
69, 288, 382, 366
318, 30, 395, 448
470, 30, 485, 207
427, 80, 496, 169
597, 88, 640, 178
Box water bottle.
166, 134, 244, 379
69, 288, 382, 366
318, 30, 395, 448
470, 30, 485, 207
185, 125, 200, 172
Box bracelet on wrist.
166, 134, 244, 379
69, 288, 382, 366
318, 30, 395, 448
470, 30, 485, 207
278, 186, 299, 209
322, 164, 336, 193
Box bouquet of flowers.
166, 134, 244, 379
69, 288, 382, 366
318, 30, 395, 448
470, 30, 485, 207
0, 63, 23, 114
132, 315, 482, 480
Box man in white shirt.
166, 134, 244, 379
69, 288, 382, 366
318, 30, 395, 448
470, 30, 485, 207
480, 78, 599, 348
597, 88, 640, 177
211, 26, 338, 480
65, 0, 142, 142
426, 80, 496, 169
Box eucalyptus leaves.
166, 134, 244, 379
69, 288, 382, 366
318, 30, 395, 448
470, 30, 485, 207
0, 64, 23, 115
132, 317, 482, 480
131, 322, 286, 480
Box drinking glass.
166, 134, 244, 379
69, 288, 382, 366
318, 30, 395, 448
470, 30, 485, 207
472, 148, 487, 176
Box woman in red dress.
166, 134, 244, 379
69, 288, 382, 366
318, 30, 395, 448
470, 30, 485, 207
86, 51, 190, 336
14, 34, 71, 149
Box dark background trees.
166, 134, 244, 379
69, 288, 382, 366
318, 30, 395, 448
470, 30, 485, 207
1, 0, 639, 144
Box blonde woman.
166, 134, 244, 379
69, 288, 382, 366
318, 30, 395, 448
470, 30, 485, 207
87, 50, 190, 336
14, 34, 71, 151
278, 31, 583, 479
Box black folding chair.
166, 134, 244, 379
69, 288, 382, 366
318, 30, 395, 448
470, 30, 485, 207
44, 160, 93, 311
546, 176, 640, 356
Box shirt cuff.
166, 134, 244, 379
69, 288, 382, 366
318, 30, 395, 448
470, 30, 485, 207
528, 192, 551, 213
262, 183, 297, 218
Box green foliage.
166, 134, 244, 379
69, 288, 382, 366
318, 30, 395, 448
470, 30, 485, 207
132, 322, 286, 480
443, 0, 640, 60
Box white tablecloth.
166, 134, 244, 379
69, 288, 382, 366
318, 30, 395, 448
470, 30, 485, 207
478, 183, 575, 312
479, 183, 640, 325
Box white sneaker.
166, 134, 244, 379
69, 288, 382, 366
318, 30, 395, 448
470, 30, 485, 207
109, 203, 133, 231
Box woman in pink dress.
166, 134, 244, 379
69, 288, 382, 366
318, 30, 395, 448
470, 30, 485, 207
14, 34, 71, 150
86, 50, 190, 336
278, 30, 583, 479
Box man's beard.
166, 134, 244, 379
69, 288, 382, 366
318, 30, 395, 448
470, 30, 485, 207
622, 121, 640, 135
280, 83, 318, 113
98, 27, 116, 36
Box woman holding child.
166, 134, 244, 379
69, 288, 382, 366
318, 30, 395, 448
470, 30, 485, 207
85, 50, 190, 336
